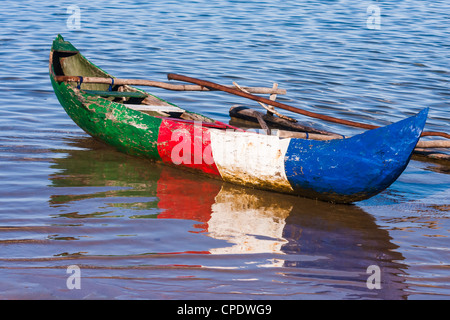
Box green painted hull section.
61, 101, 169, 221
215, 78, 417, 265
51, 76, 163, 160
50, 36, 163, 161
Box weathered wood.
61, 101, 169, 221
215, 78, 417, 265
167, 73, 450, 140
54, 76, 287, 94
277, 130, 344, 140
168, 73, 382, 130
278, 130, 450, 152
229, 105, 336, 135
268, 83, 278, 116
233, 81, 297, 122
231, 107, 449, 163
414, 149, 450, 161
416, 140, 450, 149
246, 108, 271, 135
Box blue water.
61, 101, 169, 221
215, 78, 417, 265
0, 0, 449, 299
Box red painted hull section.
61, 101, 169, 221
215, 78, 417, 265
157, 119, 221, 176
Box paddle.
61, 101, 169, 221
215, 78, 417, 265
54, 75, 286, 95
167, 73, 450, 139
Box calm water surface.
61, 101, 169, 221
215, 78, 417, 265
0, 0, 449, 299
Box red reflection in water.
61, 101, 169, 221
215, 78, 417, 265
156, 169, 221, 234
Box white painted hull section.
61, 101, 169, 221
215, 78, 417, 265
209, 130, 294, 193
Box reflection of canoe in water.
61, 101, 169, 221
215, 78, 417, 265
49, 148, 407, 298
157, 172, 409, 299
50, 35, 428, 203
49, 142, 397, 258
49, 142, 398, 258
208, 186, 292, 255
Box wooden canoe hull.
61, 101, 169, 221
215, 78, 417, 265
50, 35, 427, 203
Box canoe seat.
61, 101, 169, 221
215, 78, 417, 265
82, 90, 147, 99
124, 104, 184, 115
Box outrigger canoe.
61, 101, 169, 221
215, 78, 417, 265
49, 35, 428, 203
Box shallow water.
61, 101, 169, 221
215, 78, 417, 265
0, 0, 449, 299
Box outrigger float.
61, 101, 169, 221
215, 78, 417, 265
50, 35, 440, 203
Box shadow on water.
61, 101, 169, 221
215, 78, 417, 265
43, 136, 409, 299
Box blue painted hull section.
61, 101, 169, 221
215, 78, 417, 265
284, 108, 428, 203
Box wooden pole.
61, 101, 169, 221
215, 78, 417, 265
54, 75, 286, 95
167, 73, 450, 139
168, 73, 378, 130
230, 106, 335, 135
231, 106, 450, 149
413, 149, 450, 161
416, 140, 450, 148
232, 82, 297, 122
267, 83, 278, 116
